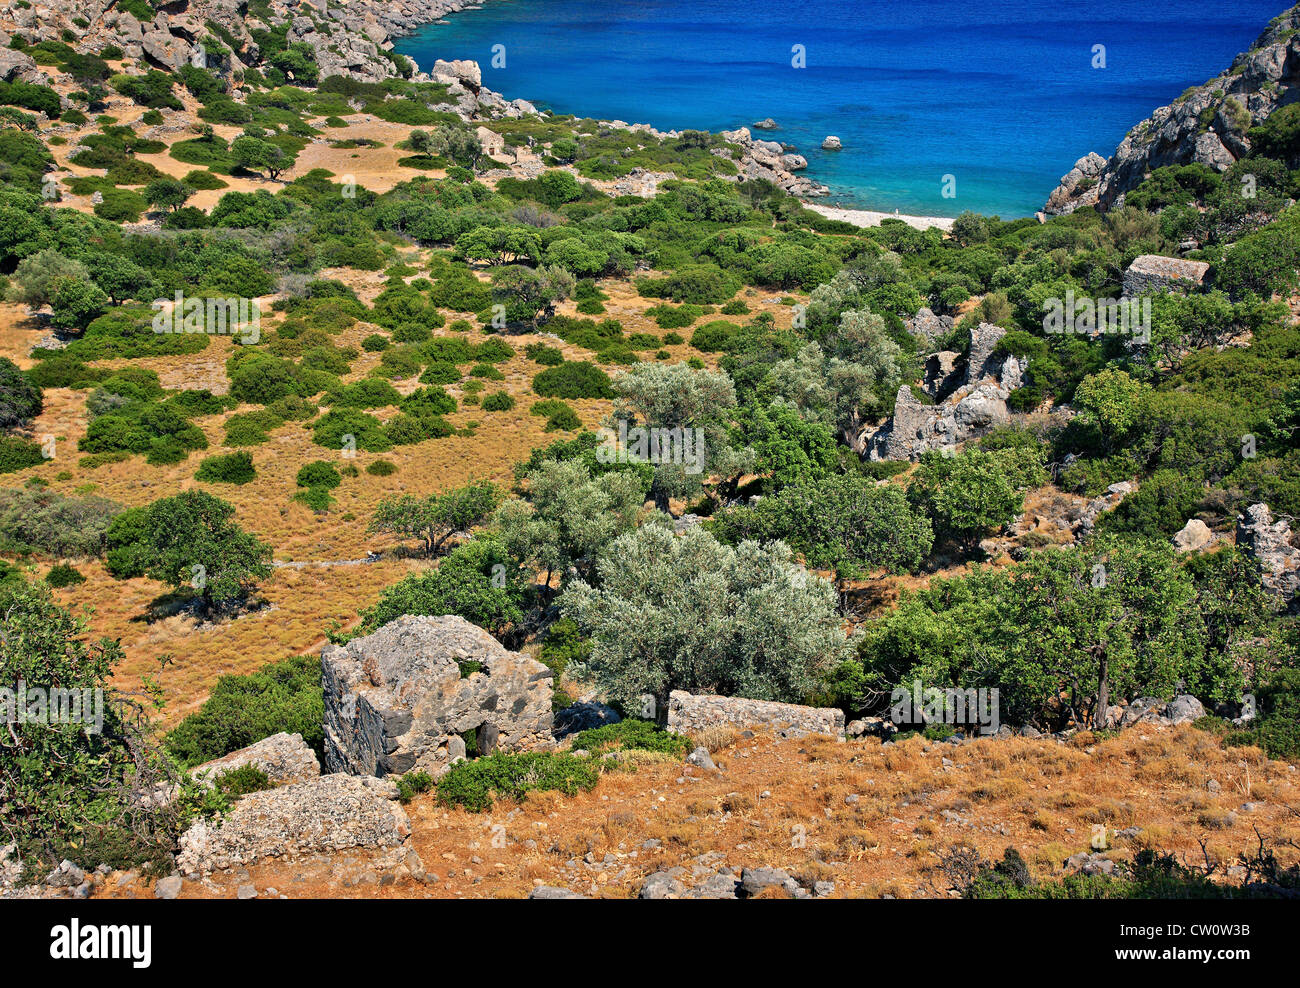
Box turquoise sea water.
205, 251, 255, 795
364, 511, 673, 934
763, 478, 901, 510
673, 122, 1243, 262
395, 0, 1284, 217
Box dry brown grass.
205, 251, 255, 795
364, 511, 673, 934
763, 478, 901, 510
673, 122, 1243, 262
110, 723, 1300, 899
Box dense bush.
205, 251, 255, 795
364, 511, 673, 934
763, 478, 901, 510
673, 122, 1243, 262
195, 451, 257, 485
165, 654, 324, 768
435, 751, 600, 812
533, 361, 613, 399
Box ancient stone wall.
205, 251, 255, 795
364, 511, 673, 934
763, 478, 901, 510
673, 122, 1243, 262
666, 690, 844, 738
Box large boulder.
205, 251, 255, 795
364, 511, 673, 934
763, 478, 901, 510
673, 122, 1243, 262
322, 615, 554, 778
176, 774, 410, 875
1172, 518, 1216, 554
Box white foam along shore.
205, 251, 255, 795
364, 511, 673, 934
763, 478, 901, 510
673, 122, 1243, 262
801, 202, 955, 232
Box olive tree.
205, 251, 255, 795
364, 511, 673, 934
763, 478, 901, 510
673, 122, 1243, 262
559, 524, 854, 707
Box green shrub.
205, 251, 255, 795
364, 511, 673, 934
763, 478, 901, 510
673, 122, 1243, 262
44, 562, 85, 588
211, 765, 272, 799
296, 460, 342, 489
533, 361, 613, 399
435, 751, 600, 812
395, 770, 435, 803
530, 399, 581, 431
195, 450, 257, 484
570, 719, 691, 758
366, 459, 397, 476
165, 654, 324, 768
481, 390, 515, 412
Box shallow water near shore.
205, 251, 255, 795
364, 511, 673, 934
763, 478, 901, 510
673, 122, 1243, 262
397, 0, 1281, 217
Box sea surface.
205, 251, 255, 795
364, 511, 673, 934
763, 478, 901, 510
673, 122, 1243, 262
396, 0, 1285, 217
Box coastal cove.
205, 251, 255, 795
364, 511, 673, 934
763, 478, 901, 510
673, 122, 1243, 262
396, 0, 1283, 217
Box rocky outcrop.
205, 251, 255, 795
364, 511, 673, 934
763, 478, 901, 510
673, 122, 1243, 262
12, 0, 502, 87
666, 690, 844, 739
1045, 5, 1300, 214
191, 732, 321, 788
865, 322, 1020, 461
1235, 503, 1300, 606
322, 615, 554, 778
1122, 255, 1211, 297
907, 307, 956, 347
176, 774, 410, 875
719, 127, 830, 198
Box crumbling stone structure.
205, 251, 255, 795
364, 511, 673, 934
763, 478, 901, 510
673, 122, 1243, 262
322, 615, 554, 777
666, 690, 844, 738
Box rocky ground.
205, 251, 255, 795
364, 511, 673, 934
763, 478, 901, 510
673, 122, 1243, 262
8, 720, 1298, 899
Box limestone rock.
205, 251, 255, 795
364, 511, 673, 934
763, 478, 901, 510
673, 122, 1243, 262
529, 885, 588, 899
177, 774, 410, 874
322, 615, 553, 778
667, 690, 844, 738
821, 135, 842, 150
1122, 255, 1211, 298
154, 875, 183, 899
1172, 518, 1216, 553
553, 701, 621, 740
191, 732, 320, 788
1235, 503, 1300, 605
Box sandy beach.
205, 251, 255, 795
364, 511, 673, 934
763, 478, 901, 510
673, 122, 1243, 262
802, 202, 955, 232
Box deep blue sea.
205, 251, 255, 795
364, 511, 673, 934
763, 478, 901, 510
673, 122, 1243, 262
396, 0, 1285, 217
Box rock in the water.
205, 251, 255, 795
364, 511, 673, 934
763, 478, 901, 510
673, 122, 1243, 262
177, 774, 410, 874
322, 615, 554, 778
821, 135, 842, 150
1044, 9, 1300, 215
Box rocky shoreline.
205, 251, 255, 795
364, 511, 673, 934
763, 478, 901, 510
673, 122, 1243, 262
1044, 6, 1300, 215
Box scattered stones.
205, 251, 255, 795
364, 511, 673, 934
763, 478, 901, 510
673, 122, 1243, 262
638, 872, 687, 899
740, 866, 800, 897
236, 884, 258, 900
1065, 852, 1115, 876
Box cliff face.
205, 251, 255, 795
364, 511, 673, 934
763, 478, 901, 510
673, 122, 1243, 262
1045, 4, 1300, 215
0, 0, 488, 84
